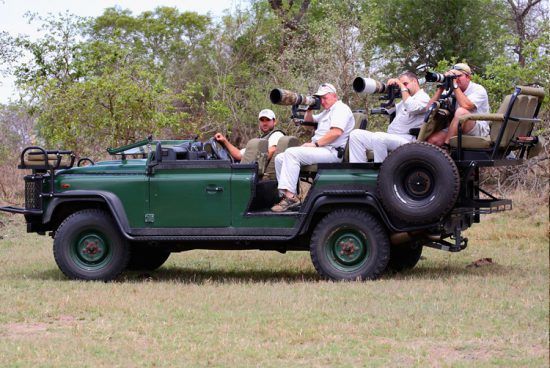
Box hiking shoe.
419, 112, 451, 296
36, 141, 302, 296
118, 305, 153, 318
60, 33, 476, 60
271, 196, 300, 212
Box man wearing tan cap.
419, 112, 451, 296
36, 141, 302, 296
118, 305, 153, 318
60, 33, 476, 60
271, 83, 355, 212
426, 63, 490, 147
214, 109, 284, 162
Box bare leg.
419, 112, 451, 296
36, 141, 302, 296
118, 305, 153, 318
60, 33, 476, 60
444, 107, 476, 145
427, 130, 447, 147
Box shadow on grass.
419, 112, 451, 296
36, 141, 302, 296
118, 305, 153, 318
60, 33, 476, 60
25, 266, 321, 284
386, 262, 511, 280
24, 261, 513, 284
123, 266, 322, 284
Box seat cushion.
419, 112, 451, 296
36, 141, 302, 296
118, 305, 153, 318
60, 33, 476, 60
449, 135, 492, 149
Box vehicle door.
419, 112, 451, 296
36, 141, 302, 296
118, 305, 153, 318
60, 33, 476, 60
148, 160, 232, 228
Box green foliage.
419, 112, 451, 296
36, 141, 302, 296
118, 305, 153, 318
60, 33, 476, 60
371, 0, 506, 73
0, 0, 548, 154
37, 67, 186, 156
476, 23, 550, 111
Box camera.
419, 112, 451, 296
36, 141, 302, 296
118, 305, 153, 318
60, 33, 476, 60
353, 77, 401, 98
425, 71, 446, 83
353, 77, 402, 121
269, 89, 321, 110
270, 88, 321, 127
352, 77, 390, 95
425, 71, 456, 91
353, 76, 401, 104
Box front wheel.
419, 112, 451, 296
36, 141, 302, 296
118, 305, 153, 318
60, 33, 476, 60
53, 209, 130, 281
310, 209, 390, 281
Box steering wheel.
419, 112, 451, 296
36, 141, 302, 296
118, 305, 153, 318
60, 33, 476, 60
205, 137, 234, 162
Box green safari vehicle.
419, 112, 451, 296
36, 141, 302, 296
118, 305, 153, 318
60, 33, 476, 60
0, 85, 544, 281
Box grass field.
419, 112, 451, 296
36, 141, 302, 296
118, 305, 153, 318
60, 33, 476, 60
0, 190, 548, 367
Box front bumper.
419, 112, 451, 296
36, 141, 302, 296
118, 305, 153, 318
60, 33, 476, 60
0, 206, 42, 215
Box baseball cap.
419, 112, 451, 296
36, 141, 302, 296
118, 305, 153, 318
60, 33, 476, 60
258, 109, 276, 120
314, 83, 337, 96
452, 63, 472, 75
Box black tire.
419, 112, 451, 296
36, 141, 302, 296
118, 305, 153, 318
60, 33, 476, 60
53, 209, 130, 281
310, 209, 390, 281
387, 243, 423, 272
127, 246, 170, 271
377, 142, 460, 224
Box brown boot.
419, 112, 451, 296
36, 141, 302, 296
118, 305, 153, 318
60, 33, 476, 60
271, 196, 300, 212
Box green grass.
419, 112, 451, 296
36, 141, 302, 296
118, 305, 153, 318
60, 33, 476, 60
0, 191, 548, 367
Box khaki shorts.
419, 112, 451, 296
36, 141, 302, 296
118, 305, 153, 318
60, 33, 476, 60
441, 121, 490, 137
466, 121, 490, 136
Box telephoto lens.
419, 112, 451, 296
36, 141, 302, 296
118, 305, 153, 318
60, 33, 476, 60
425, 71, 446, 83
352, 77, 388, 95
269, 89, 318, 106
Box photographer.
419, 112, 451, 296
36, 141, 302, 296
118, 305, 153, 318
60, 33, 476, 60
271, 83, 355, 212
214, 109, 284, 162
426, 63, 490, 147
349, 71, 430, 163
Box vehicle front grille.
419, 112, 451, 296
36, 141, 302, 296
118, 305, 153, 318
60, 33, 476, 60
24, 174, 44, 210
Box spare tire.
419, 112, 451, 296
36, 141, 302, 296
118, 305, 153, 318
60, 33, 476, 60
377, 142, 460, 225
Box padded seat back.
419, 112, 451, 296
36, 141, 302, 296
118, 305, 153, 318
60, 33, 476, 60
450, 85, 545, 156
342, 111, 369, 162
352, 111, 368, 130
489, 93, 540, 148
241, 138, 268, 176
417, 103, 451, 142
263, 136, 299, 180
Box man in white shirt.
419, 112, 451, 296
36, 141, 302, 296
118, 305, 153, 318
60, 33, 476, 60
214, 109, 284, 162
271, 83, 355, 212
349, 71, 430, 163
426, 63, 490, 147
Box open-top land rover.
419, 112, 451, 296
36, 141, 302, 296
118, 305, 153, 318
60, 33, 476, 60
0, 85, 544, 281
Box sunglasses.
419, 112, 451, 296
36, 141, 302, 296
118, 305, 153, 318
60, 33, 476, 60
452, 65, 471, 75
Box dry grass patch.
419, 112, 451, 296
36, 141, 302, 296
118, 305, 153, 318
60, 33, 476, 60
0, 189, 548, 367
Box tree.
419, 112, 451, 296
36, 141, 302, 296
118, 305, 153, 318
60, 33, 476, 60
2, 9, 213, 152
502, 0, 547, 66
371, 0, 506, 73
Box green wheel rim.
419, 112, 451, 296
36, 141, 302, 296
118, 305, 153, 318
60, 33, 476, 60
70, 231, 112, 271
324, 227, 369, 272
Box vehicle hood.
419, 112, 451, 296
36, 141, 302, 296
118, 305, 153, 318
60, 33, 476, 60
59, 159, 147, 175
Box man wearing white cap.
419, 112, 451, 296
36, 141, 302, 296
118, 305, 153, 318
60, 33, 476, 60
271, 83, 355, 212
426, 62, 490, 147
214, 109, 284, 162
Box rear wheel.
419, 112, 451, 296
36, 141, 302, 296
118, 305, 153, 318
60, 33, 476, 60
310, 209, 390, 281
53, 209, 129, 281
387, 243, 423, 272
